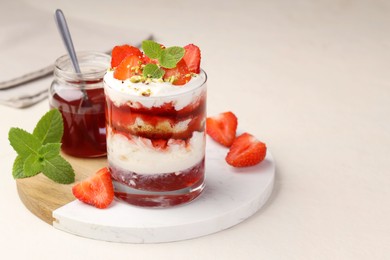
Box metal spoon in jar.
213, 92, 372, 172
54, 9, 90, 106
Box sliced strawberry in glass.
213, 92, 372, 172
111, 45, 143, 68
113, 55, 143, 80
163, 59, 191, 86
183, 44, 201, 74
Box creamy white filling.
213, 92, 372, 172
107, 130, 205, 175
104, 70, 206, 110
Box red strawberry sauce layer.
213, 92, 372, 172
105, 92, 206, 141
114, 189, 204, 208
110, 158, 205, 192
111, 159, 205, 207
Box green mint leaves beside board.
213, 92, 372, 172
141, 40, 185, 79
8, 109, 75, 184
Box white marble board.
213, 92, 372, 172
53, 136, 275, 243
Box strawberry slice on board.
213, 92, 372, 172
72, 167, 114, 209
226, 133, 267, 168
183, 44, 201, 74
206, 111, 238, 147
111, 44, 143, 68
113, 55, 143, 80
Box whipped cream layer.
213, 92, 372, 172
104, 70, 206, 110
107, 129, 205, 175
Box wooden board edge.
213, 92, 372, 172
16, 176, 75, 225
15, 155, 108, 225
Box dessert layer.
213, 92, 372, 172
111, 159, 205, 192
106, 93, 206, 118
104, 70, 206, 110
108, 109, 205, 140
107, 128, 205, 175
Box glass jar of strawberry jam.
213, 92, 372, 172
49, 52, 110, 157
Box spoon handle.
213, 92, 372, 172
54, 9, 81, 73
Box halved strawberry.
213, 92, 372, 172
226, 133, 267, 167
163, 59, 191, 85
113, 55, 143, 80
183, 44, 201, 73
111, 45, 143, 68
72, 167, 114, 209
206, 111, 238, 147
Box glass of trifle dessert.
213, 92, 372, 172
104, 40, 207, 207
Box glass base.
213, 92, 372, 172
112, 178, 205, 208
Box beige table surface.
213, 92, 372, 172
1, 0, 389, 259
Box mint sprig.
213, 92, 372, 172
159, 46, 185, 69
32, 108, 63, 144
143, 63, 165, 79
142, 40, 163, 59
8, 109, 75, 184
141, 40, 185, 76
8, 128, 41, 158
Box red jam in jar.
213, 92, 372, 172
49, 52, 110, 157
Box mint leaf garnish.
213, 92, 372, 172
23, 154, 43, 177
42, 155, 75, 184
12, 155, 25, 179
142, 40, 185, 70
159, 46, 185, 69
142, 40, 163, 59
39, 143, 61, 158
9, 128, 41, 158
8, 109, 75, 184
33, 109, 63, 144
143, 63, 165, 79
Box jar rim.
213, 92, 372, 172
54, 51, 110, 81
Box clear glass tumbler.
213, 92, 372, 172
49, 52, 110, 157
104, 70, 207, 207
